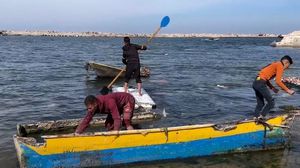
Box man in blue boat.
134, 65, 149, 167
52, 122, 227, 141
122, 37, 147, 96
75, 92, 135, 134
252, 55, 295, 120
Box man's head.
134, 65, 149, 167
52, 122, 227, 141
281, 55, 293, 69
84, 95, 98, 113
124, 36, 130, 45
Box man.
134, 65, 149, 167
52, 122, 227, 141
75, 92, 135, 134
252, 55, 295, 120
122, 37, 147, 96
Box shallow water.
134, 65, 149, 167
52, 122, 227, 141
1, 36, 300, 167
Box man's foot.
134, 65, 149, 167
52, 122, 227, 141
258, 115, 266, 120
255, 115, 266, 124
126, 125, 134, 130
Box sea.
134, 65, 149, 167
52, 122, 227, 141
0, 36, 300, 168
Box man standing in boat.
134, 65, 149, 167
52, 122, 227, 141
122, 37, 147, 96
75, 92, 135, 133
253, 55, 295, 120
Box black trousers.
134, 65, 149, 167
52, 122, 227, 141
252, 79, 275, 117
125, 63, 141, 83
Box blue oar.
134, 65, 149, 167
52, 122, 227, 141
100, 16, 170, 95
146, 16, 170, 45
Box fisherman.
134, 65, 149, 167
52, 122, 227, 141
252, 55, 295, 120
122, 37, 147, 96
75, 92, 135, 134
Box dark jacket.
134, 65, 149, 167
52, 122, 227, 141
122, 43, 147, 64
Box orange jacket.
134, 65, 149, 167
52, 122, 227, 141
258, 61, 289, 92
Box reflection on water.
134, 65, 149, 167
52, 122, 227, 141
120, 150, 285, 168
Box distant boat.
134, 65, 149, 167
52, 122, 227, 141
205, 37, 220, 41
13, 112, 299, 168
85, 61, 150, 78
270, 31, 300, 47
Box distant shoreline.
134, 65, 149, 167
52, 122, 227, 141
0, 30, 280, 38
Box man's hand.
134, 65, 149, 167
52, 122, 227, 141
272, 88, 279, 93
287, 89, 295, 95
122, 58, 127, 65
141, 45, 147, 50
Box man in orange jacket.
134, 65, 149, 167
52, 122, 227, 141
252, 55, 295, 120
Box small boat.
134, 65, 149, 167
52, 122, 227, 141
16, 111, 161, 136
270, 31, 300, 47
14, 111, 299, 168
205, 37, 220, 41
85, 61, 150, 78
283, 76, 300, 87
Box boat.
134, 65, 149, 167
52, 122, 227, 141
283, 76, 300, 87
85, 61, 150, 78
112, 86, 156, 109
14, 110, 299, 168
270, 31, 300, 47
205, 37, 220, 41
16, 111, 161, 137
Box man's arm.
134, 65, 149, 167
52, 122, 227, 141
107, 99, 122, 131
275, 66, 290, 93
122, 47, 128, 65
134, 44, 147, 51
122, 46, 129, 58
275, 65, 294, 95
266, 80, 278, 93
75, 111, 94, 134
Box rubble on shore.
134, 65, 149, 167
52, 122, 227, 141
270, 31, 300, 47
0, 30, 278, 38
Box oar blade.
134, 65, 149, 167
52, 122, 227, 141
160, 16, 170, 28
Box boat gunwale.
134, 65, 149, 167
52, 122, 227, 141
17, 111, 160, 136
88, 61, 123, 71
86, 61, 151, 77
38, 114, 289, 139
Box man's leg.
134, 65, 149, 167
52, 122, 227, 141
260, 86, 275, 117
124, 65, 133, 93
137, 83, 142, 96
133, 64, 142, 96
105, 114, 114, 131
254, 89, 265, 117
123, 97, 135, 130
253, 80, 265, 117
124, 82, 129, 93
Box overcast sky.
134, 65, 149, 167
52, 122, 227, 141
1, 0, 300, 34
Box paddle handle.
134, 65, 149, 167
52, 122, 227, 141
107, 68, 125, 88
145, 27, 161, 46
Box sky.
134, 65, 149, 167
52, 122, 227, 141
1, 0, 300, 34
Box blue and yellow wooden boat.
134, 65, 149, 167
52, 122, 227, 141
14, 113, 297, 168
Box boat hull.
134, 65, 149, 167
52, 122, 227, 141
86, 62, 150, 78
14, 115, 291, 168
